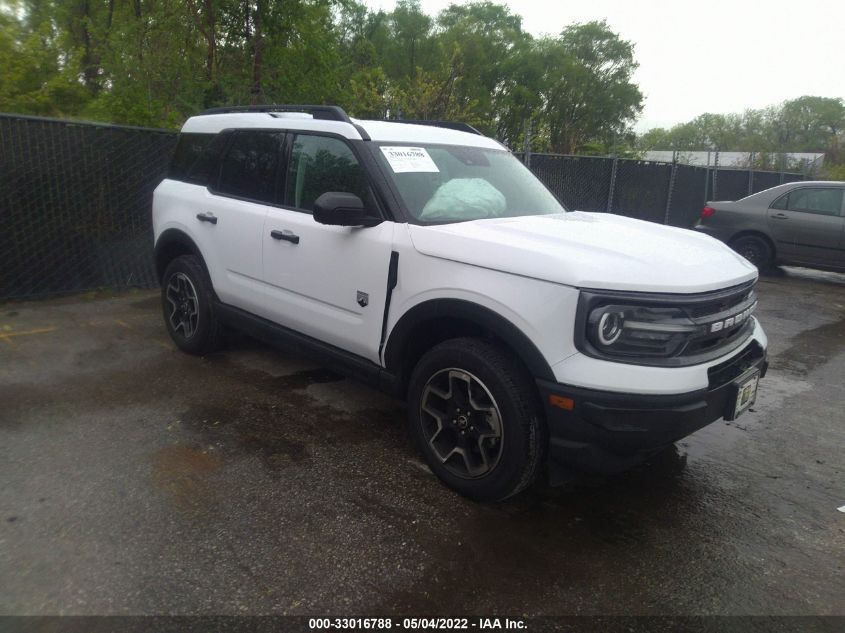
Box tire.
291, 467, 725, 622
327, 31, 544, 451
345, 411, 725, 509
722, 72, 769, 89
730, 235, 772, 270
407, 337, 546, 502
161, 255, 225, 355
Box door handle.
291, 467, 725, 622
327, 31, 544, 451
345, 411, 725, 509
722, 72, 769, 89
771, 213, 788, 220
196, 212, 217, 224
270, 229, 300, 244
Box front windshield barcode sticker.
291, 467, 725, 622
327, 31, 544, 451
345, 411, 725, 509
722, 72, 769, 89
380, 146, 440, 173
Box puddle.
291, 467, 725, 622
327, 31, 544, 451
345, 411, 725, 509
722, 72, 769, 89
150, 444, 222, 511
273, 368, 344, 390
770, 314, 845, 375
377, 445, 705, 613
171, 355, 406, 477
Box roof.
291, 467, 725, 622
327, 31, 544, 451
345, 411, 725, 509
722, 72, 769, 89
180, 111, 505, 150
756, 180, 844, 193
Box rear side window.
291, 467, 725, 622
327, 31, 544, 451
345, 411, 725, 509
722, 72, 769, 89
772, 188, 844, 216
168, 133, 217, 185
285, 134, 370, 212
216, 130, 284, 204
770, 192, 789, 210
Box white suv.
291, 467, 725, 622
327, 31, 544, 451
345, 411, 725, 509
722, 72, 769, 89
152, 105, 768, 501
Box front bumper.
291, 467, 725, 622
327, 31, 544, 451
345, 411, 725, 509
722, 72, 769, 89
538, 339, 767, 482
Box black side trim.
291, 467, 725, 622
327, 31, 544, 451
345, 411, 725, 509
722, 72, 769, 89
352, 123, 371, 141
215, 302, 401, 395
383, 299, 555, 382
154, 229, 204, 282
379, 251, 400, 353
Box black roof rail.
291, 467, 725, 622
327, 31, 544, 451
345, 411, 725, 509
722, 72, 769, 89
199, 104, 352, 123
393, 119, 483, 136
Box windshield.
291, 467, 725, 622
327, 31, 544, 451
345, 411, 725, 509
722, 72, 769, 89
374, 143, 566, 223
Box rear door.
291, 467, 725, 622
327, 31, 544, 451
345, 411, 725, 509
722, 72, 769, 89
200, 129, 285, 316
767, 186, 845, 266
261, 133, 394, 364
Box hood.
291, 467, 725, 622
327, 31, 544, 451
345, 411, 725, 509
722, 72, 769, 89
407, 212, 758, 293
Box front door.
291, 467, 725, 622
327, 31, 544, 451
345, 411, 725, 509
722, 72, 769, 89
767, 186, 845, 266
261, 133, 394, 364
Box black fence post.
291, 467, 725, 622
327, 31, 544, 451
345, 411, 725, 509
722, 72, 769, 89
748, 151, 755, 196
712, 149, 719, 201
664, 158, 677, 225
606, 156, 618, 213
522, 117, 532, 169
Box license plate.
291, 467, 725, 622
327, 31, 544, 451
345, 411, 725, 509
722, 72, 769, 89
732, 370, 760, 419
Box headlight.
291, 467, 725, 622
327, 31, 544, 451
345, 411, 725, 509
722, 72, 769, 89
586, 304, 698, 358
597, 311, 624, 345
577, 285, 758, 366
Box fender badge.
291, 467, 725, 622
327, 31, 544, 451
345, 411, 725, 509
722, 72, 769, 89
357, 291, 369, 308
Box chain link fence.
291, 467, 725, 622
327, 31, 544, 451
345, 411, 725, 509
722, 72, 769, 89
0, 114, 176, 300
0, 113, 807, 301
517, 151, 806, 228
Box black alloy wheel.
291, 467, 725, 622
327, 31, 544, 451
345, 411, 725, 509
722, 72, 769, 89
408, 338, 546, 501
161, 255, 225, 355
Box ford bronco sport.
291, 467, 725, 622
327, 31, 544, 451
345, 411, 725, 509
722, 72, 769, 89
153, 105, 768, 501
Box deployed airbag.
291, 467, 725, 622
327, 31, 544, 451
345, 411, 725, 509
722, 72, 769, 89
419, 178, 507, 220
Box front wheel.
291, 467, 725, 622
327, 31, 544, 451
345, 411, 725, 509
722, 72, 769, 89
407, 338, 546, 502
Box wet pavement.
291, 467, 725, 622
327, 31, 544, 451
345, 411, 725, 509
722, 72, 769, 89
1, 268, 844, 616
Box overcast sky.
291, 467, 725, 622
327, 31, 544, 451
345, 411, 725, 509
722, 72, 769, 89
360, 0, 845, 132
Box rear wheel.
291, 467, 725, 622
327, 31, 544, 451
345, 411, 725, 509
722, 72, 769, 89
161, 255, 224, 355
730, 235, 772, 270
407, 338, 546, 502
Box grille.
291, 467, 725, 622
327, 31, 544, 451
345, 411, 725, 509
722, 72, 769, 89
681, 281, 757, 357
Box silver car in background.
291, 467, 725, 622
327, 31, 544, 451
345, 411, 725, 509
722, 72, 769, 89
694, 181, 845, 270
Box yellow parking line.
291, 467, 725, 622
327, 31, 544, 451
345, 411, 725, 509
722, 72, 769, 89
2, 326, 58, 339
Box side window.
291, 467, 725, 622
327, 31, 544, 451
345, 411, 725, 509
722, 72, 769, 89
770, 192, 789, 210
168, 133, 218, 185
216, 130, 283, 204
786, 188, 843, 216
285, 135, 370, 212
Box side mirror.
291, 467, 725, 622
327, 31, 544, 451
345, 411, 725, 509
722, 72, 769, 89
313, 192, 381, 227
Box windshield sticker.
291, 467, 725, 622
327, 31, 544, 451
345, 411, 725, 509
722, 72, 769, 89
380, 146, 440, 173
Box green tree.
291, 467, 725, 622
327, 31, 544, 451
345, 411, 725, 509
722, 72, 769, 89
435, 2, 530, 135
0, 1, 89, 116
1, 0, 652, 152
637, 95, 845, 168
538, 21, 643, 154
382, 0, 435, 83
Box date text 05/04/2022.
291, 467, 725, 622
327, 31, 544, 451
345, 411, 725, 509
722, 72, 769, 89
308, 618, 527, 630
